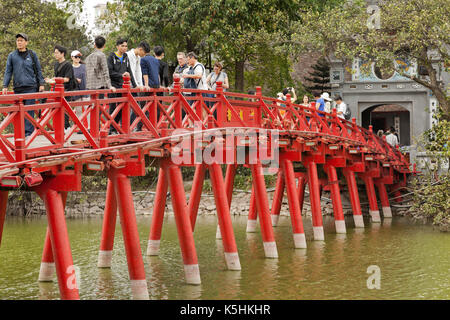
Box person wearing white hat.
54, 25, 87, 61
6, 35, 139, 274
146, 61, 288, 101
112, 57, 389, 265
321, 92, 332, 113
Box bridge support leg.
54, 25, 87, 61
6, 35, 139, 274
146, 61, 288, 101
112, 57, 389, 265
35, 186, 79, 300
39, 228, 55, 282
98, 179, 117, 267
164, 160, 201, 284
250, 162, 278, 258
39, 191, 67, 282
270, 170, 285, 227
376, 183, 392, 218
307, 162, 325, 241
297, 174, 307, 216
147, 166, 169, 256
246, 186, 258, 233
391, 185, 403, 203
188, 164, 206, 232
325, 165, 347, 234
209, 163, 241, 270
0, 191, 8, 248
110, 170, 149, 299
343, 169, 364, 228
216, 164, 237, 239
362, 176, 381, 223
281, 159, 307, 249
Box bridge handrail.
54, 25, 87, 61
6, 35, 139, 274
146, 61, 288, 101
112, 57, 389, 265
0, 76, 410, 171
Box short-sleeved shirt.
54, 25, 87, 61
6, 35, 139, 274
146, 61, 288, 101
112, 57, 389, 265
336, 102, 347, 119
191, 62, 207, 90
386, 133, 399, 147
209, 71, 227, 91
315, 98, 326, 112
140, 55, 160, 88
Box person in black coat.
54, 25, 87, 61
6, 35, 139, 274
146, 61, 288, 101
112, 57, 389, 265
107, 38, 136, 133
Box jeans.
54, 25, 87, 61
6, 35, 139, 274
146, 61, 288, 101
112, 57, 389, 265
14, 87, 37, 136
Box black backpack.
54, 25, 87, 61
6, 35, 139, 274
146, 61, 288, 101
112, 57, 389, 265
184, 63, 205, 89
344, 105, 352, 120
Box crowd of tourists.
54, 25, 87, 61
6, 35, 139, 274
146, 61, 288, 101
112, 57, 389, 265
2, 33, 229, 136
1, 32, 399, 148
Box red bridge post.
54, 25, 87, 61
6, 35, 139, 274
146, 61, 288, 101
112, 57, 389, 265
209, 163, 241, 270
250, 161, 278, 258
38, 228, 55, 282
362, 175, 381, 223
163, 159, 201, 284
270, 170, 285, 227
147, 165, 169, 256
306, 162, 325, 241
54, 78, 65, 144
37, 191, 68, 283
188, 164, 207, 232
246, 185, 258, 233
35, 184, 79, 300
325, 165, 347, 234
297, 173, 308, 219
98, 179, 118, 268
343, 169, 365, 228
109, 168, 149, 299
281, 158, 307, 249
376, 182, 392, 218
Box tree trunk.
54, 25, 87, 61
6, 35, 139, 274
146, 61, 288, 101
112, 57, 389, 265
234, 60, 245, 92
186, 37, 196, 53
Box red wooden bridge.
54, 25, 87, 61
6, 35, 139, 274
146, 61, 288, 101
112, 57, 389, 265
0, 76, 411, 300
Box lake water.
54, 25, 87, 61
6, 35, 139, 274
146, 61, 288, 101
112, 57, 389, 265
0, 215, 449, 300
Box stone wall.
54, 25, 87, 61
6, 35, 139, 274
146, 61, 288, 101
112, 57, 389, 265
6, 188, 366, 219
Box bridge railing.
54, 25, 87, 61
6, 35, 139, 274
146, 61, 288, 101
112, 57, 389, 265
0, 76, 408, 170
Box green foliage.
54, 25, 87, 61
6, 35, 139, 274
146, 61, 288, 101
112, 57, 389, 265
0, 0, 90, 85
408, 110, 450, 231
424, 112, 450, 157
292, 0, 450, 117
304, 56, 331, 93
410, 174, 450, 232
107, 0, 345, 94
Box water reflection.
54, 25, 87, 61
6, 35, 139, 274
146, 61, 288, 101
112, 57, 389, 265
38, 282, 57, 300
96, 268, 115, 300
0, 215, 449, 300
383, 218, 393, 228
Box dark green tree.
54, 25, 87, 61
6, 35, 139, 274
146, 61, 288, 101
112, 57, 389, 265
0, 0, 90, 83
304, 57, 331, 94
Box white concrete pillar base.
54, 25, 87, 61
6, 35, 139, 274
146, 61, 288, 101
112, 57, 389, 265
263, 241, 278, 258
97, 250, 113, 268
246, 219, 257, 233
130, 280, 149, 300
146, 240, 161, 256
216, 225, 222, 239
370, 210, 381, 223
293, 233, 307, 249
184, 264, 201, 285
271, 214, 280, 227
382, 207, 392, 218
335, 220, 347, 234
224, 252, 241, 271
313, 226, 325, 241
38, 262, 55, 282
353, 215, 365, 228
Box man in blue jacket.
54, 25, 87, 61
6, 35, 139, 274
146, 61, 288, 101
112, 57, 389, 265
3, 33, 45, 136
